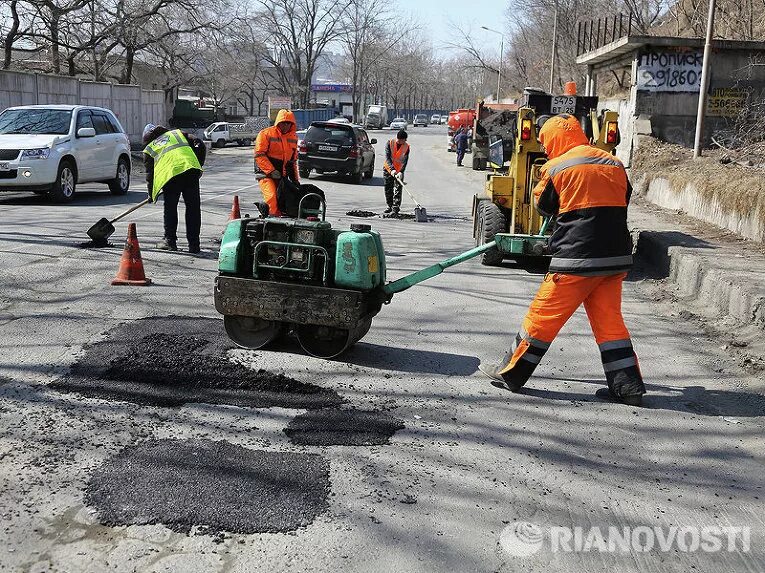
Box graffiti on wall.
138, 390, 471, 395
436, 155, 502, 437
707, 88, 746, 117
637, 50, 703, 93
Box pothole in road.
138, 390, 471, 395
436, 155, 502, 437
85, 439, 330, 535
52, 317, 343, 409
284, 408, 404, 446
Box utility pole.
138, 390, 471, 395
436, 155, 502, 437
549, 3, 559, 93
481, 26, 504, 102
694, 0, 716, 158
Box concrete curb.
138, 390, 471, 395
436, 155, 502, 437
633, 229, 765, 330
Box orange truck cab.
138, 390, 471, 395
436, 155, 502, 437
446, 108, 476, 152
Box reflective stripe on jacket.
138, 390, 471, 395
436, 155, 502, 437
143, 129, 202, 199
254, 108, 299, 181
533, 114, 632, 276
383, 139, 409, 174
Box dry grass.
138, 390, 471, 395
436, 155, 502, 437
631, 137, 765, 225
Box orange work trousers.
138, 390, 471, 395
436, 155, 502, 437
258, 178, 280, 217
499, 272, 644, 396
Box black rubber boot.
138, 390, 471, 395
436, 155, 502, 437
595, 387, 643, 407
478, 362, 525, 392
156, 238, 177, 251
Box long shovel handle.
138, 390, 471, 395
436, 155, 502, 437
110, 192, 161, 224
395, 174, 421, 207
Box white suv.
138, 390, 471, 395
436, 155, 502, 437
0, 104, 131, 202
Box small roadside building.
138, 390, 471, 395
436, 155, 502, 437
575, 19, 765, 165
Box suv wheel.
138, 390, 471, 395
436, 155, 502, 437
350, 169, 363, 184
109, 157, 130, 195
299, 167, 310, 179
363, 160, 374, 179
51, 160, 76, 203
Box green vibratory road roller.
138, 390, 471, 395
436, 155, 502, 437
214, 195, 550, 358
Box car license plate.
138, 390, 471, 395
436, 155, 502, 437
0, 162, 10, 171
551, 96, 576, 115
318, 145, 338, 152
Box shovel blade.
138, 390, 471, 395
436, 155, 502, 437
87, 218, 115, 241
414, 206, 428, 222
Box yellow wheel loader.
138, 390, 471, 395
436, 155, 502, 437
471, 88, 620, 266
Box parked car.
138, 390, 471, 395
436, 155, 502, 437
430, 114, 441, 124
203, 120, 261, 147
440, 115, 449, 125
298, 121, 377, 184
0, 104, 131, 202
296, 129, 307, 148
389, 117, 408, 130
413, 114, 428, 127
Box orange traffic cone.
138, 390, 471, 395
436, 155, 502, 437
228, 195, 241, 220
111, 223, 152, 286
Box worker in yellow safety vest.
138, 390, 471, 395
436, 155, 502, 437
143, 123, 206, 253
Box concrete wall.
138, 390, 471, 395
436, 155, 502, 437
0, 70, 165, 145
634, 48, 765, 146
638, 175, 765, 243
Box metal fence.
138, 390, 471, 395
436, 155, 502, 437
0, 70, 165, 145
577, 13, 635, 56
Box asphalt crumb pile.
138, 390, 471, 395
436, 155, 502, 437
284, 408, 404, 446
382, 212, 415, 220
77, 238, 113, 248
53, 317, 343, 409
346, 210, 378, 217
85, 439, 330, 534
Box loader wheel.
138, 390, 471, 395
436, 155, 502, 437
477, 202, 506, 266
224, 315, 283, 349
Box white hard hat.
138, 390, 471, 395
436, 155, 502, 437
142, 123, 157, 139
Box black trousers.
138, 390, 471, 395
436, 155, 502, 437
162, 170, 201, 248
383, 172, 402, 209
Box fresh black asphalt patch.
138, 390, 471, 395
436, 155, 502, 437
346, 209, 378, 217
53, 317, 343, 409
86, 439, 330, 534
284, 408, 404, 446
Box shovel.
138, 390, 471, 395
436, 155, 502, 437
395, 174, 428, 222
86, 196, 156, 242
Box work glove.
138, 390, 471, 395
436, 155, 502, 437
389, 169, 397, 177
270, 170, 282, 180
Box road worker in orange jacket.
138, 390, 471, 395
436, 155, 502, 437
479, 114, 646, 406
382, 129, 410, 215
254, 109, 300, 216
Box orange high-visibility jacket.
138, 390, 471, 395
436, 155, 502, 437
533, 114, 632, 275
254, 109, 300, 181
383, 139, 410, 174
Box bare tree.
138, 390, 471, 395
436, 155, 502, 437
255, 0, 351, 108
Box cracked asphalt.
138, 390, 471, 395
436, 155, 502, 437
1, 127, 764, 572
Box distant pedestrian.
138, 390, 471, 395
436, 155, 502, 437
143, 123, 206, 253
454, 127, 469, 167
382, 130, 410, 215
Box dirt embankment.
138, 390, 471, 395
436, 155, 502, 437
630, 137, 765, 231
